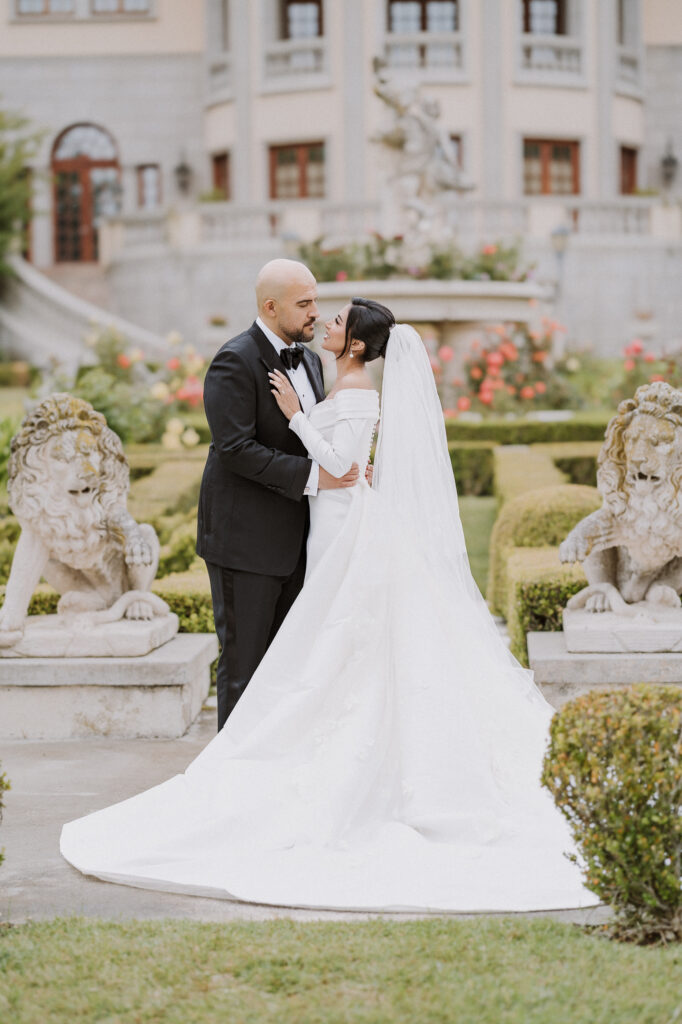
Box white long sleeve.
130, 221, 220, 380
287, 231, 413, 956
289, 390, 379, 479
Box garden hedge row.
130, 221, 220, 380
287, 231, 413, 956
493, 446, 567, 507
504, 547, 587, 664
487, 483, 600, 616
448, 442, 495, 496
444, 414, 611, 445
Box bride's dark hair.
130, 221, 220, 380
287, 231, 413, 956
341, 297, 395, 363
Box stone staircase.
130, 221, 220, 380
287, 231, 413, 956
41, 262, 113, 311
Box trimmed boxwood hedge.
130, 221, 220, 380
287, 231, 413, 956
444, 414, 611, 445
493, 446, 567, 507
542, 684, 682, 944
504, 547, 587, 664
448, 442, 495, 496
487, 484, 600, 616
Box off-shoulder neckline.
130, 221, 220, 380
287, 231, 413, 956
322, 388, 379, 404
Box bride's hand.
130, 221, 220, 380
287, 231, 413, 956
269, 370, 301, 421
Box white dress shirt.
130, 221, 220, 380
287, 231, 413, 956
256, 316, 319, 496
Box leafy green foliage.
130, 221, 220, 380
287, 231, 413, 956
487, 484, 600, 613
543, 685, 682, 944
157, 521, 199, 578
0, 416, 20, 488
0, 763, 9, 867
448, 442, 495, 496
493, 446, 567, 506
296, 236, 533, 282
444, 415, 611, 444
0, 106, 41, 279
505, 548, 587, 663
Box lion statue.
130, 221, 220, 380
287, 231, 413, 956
560, 380, 682, 614
0, 393, 168, 648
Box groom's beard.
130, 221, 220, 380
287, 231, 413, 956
281, 321, 316, 346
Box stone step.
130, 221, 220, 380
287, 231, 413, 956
0, 633, 218, 740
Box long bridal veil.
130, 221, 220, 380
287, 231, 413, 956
374, 323, 542, 695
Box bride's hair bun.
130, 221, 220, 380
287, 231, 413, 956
343, 297, 396, 363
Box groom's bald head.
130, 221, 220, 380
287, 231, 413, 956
256, 259, 318, 346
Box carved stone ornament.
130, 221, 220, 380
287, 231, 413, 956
560, 381, 682, 651
0, 393, 177, 656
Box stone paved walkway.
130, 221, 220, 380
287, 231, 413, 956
1, 706, 609, 926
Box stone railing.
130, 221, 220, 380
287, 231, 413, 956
384, 30, 464, 73
0, 255, 168, 373
264, 38, 326, 78
199, 202, 285, 242
320, 202, 381, 241
454, 201, 530, 243
562, 199, 653, 235
519, 33, 583, 75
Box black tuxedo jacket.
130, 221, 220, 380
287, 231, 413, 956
196, 321, 325, 575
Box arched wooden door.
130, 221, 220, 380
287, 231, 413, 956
52, 123, 121, 262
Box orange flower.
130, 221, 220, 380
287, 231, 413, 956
649, 374, 665, 382
166, 357, 181, 371
481, 244, 498, 255
506, 386, 516, 395
532, 350, 547, 363
535, 381, 547, 394
478, 391, 493, 405
457, 395, 471, 411
438, 345, 454, 362
643, 353, 656, 363
520, 385, 535, 400
116, 353, 131, 369
470, 366, 483, 380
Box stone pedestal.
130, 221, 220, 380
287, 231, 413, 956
563, 605, 682, 654
0, 633, 218, 739
0, 613, 179, 659
528, 631, 682, 709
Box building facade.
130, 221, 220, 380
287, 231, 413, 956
0, 0, 681, 353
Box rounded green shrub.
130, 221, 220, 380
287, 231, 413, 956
487, 484, 600, 614
542, 685, 682, 944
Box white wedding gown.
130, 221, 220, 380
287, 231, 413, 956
61, 328, 599, 912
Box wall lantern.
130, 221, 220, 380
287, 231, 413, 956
661, 140, 679, 190
174, 155, 193, 195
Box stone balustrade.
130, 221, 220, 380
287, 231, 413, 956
384, 31, 464, 74
519, 33, 583, 75
263, 37, 326, 78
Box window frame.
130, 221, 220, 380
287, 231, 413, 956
387, 0, 459, 34
90, 0, 151, 14
522, 0, 566, 35
211, 152, 231, 200
280, 0, 323, 40
14, 0, 75, 16
522, 138, 580, 196
619, 146, 638, 195
268, 141, 326, 200
136, 164, 162, 210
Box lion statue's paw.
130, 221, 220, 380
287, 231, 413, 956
125, 535, 154, 567
124, 599, 155, 621
644, 583, 681, 608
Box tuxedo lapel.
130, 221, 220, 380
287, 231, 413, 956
301, 345, 326, 403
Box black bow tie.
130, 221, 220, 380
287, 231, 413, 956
280, 345, 304, 370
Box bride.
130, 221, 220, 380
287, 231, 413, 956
61, 299, 599, 912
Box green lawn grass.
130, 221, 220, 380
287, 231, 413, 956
1, 917, 679, 1024
459, 495, 497, 595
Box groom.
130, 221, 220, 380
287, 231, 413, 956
197, 259, 359, 729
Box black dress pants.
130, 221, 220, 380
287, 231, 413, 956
205, 548, 307, 730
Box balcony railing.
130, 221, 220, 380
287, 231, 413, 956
320, 202, 381, 241
384, 31, 464, 73
264, 38, 326, 78
200, 203, 284, 242
563, 199, 653, 235
519, 33, 583, 76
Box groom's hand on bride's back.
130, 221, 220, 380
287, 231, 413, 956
318, 464, 359, 490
